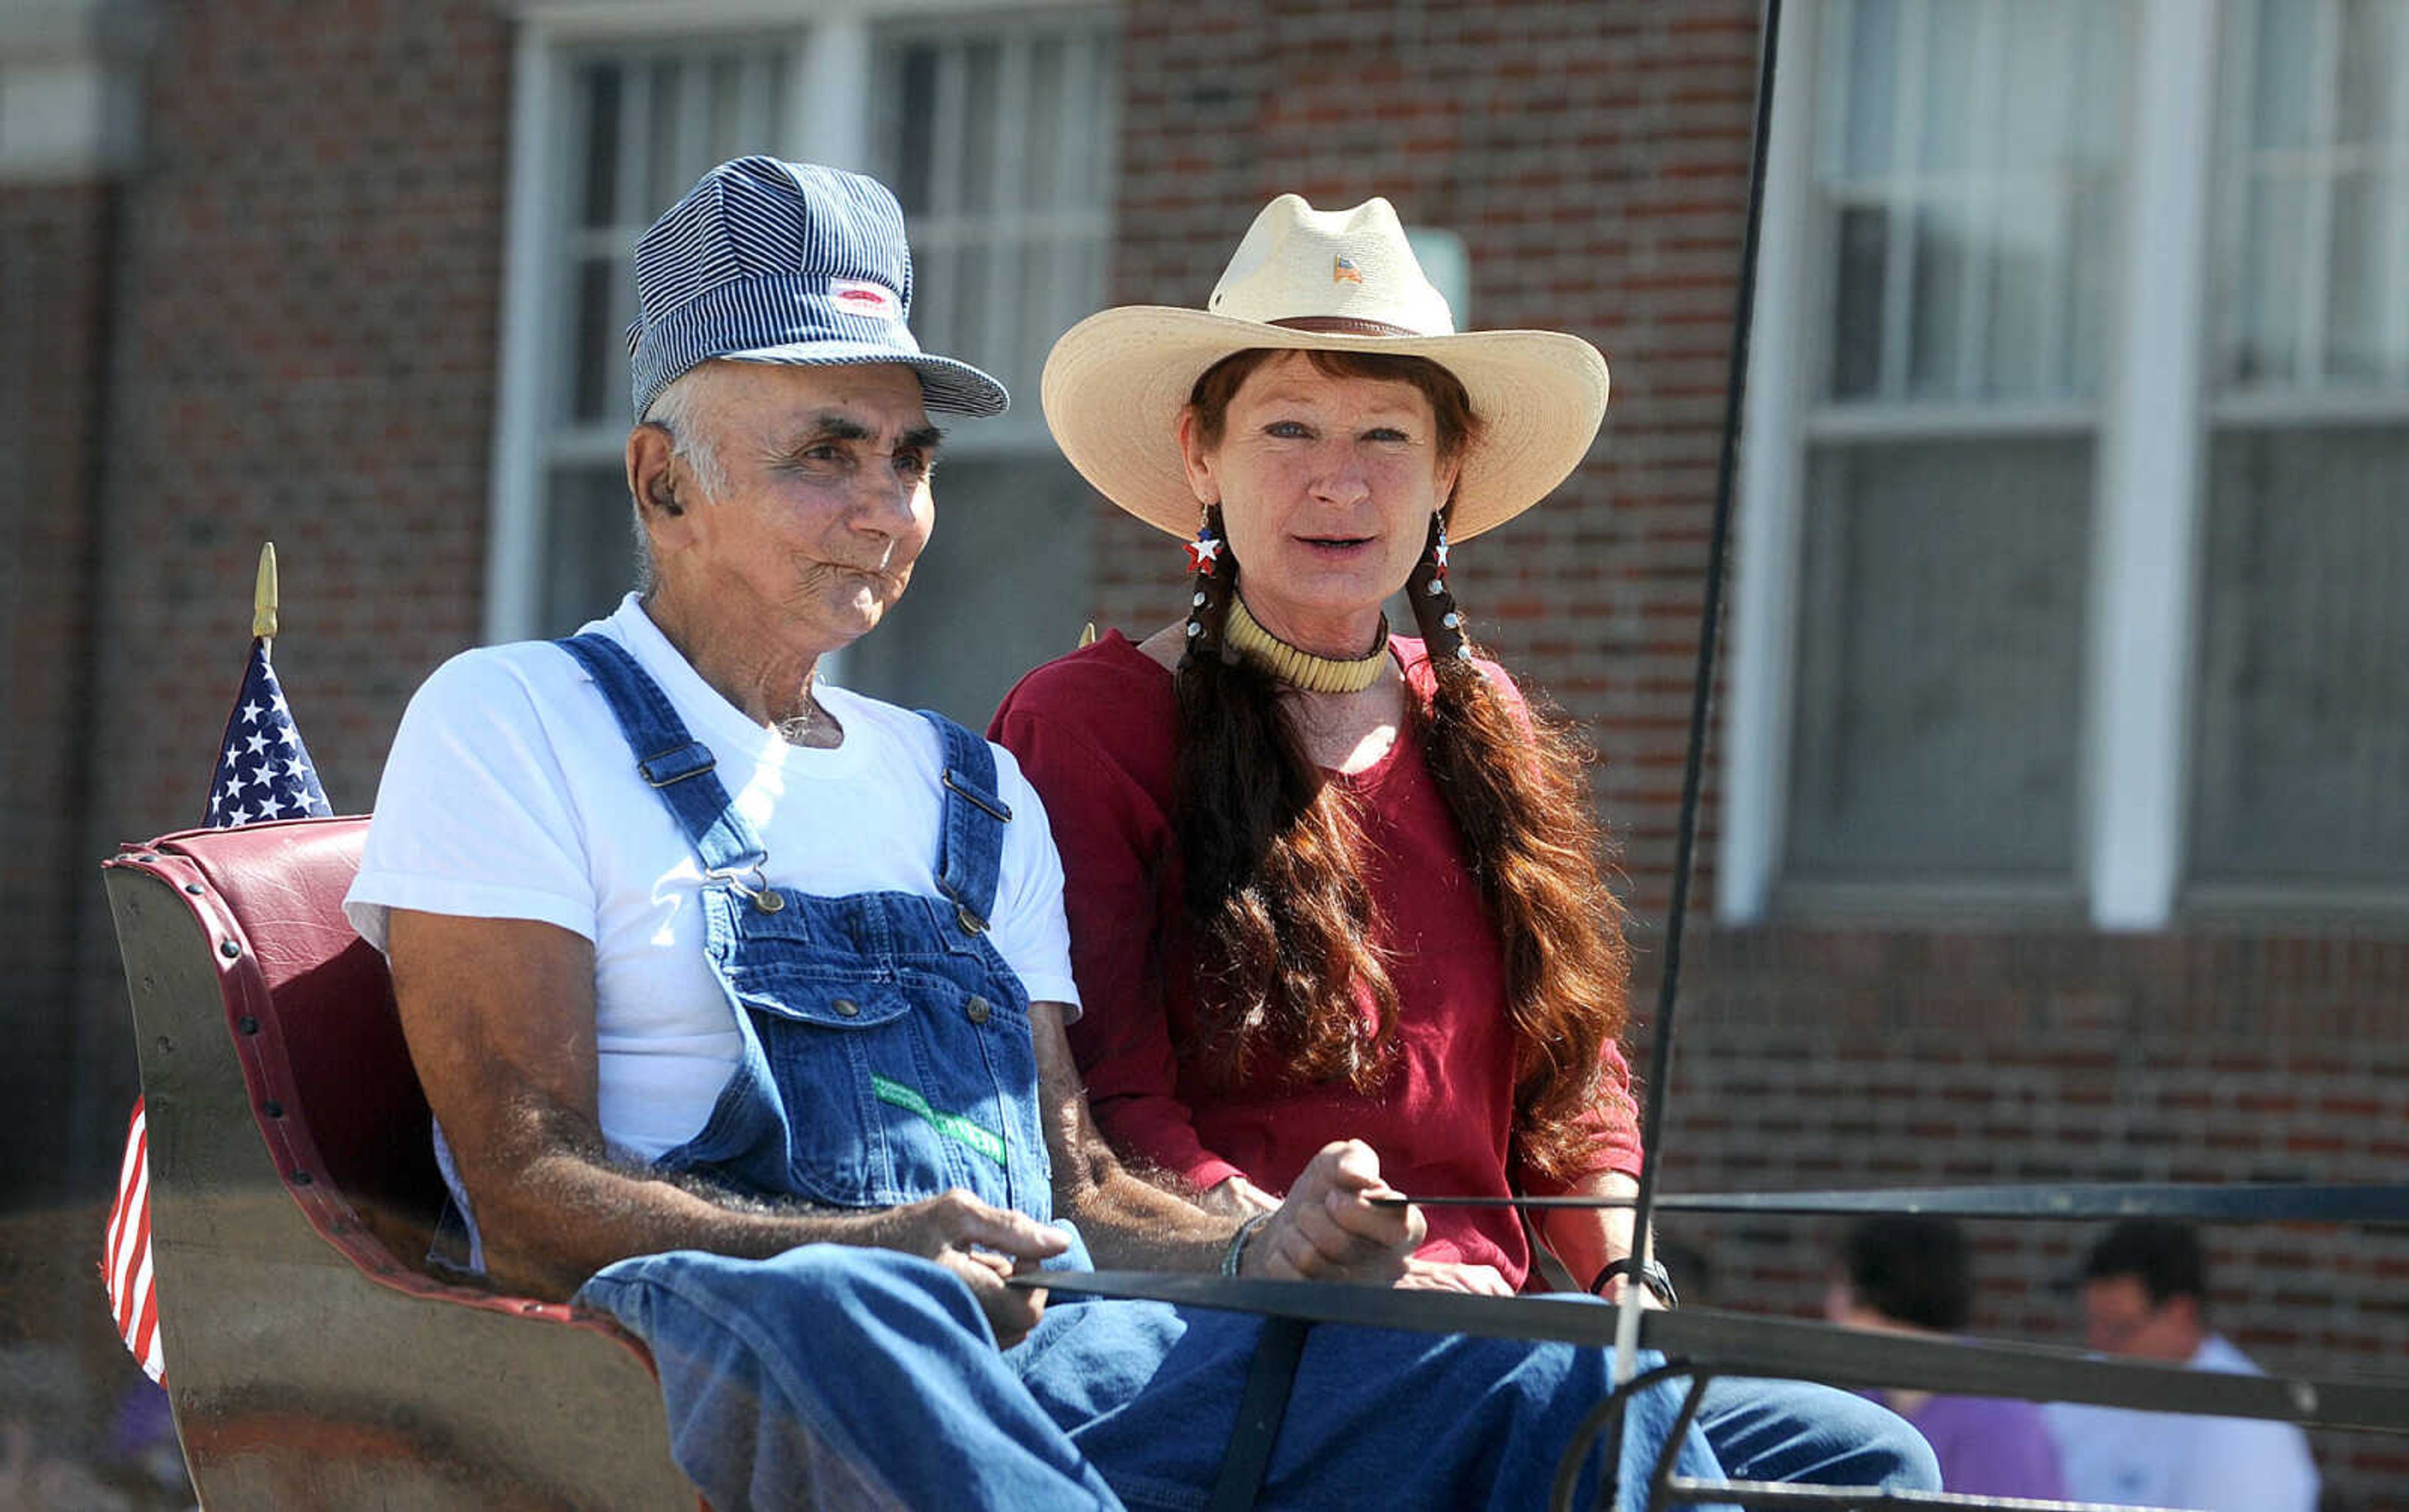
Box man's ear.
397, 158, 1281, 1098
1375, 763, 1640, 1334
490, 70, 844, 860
627, 423, 695, 556
2166, 1293, 2204, 1333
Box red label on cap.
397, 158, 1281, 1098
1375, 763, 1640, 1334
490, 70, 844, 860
829, 278, 900, 321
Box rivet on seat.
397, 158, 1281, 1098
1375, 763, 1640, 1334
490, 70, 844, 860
183, 883, 205, 896
219, 940, 241, 959
262, 1100, 284, 1118
832, 999, 861, 1018
237, 1016, 259, 1035
290, 1170, 313, 1186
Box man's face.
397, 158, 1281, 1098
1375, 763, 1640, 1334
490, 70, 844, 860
2081, 1274, 2199, 1361
659, 361, 939, 656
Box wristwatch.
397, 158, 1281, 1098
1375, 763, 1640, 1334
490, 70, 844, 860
1587, 1255, 1678, 1309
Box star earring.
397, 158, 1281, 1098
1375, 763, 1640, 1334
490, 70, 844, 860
1185, 516, 1225, 575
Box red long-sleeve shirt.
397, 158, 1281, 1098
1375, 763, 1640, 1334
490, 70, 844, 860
991, 631, 1642, 1287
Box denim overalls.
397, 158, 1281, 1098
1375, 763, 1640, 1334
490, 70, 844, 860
557, 636, 1915, 1510
547, 636, 1055, 1228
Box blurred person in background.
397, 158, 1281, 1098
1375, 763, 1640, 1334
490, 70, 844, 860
1824, 1215, 2065, 1498
2044, 1218, 2319, 1511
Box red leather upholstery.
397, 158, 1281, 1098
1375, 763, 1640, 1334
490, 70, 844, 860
139, 816, 447, 1268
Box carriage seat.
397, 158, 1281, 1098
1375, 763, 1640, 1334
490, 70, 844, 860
102, 814, 691, 1509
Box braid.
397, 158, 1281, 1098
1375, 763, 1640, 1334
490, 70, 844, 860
1405, 511, 1636, 1179
1179, 504, 1237, 669
1406, 511, 1474, 668
1173, 511, 1399, 1090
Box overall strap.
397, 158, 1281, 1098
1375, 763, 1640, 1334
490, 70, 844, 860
554, 635, 766, 875
918, 710, 1011, 934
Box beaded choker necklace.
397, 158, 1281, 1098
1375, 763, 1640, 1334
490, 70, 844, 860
1223, 596, 1390, 694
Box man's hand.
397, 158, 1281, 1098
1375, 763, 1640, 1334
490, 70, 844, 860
864, 1188, 1068, 1350
1244, 1141, 1422, 1284
1396, 1257, 1515, 1296
1199, 1174, 1282, 1220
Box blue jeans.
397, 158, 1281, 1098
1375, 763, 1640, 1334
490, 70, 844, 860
582, 1245, 1937, 1511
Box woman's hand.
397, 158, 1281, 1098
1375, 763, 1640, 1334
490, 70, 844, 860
1244, 1141, 1422, 1284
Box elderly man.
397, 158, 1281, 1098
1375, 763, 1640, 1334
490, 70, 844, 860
341, 157, 1879, 1509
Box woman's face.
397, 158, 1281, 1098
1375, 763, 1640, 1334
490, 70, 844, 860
1178, 351, 1462, 656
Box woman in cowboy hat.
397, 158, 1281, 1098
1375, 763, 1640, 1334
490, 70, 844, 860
992, 193, 1938, 1489
997, 193, 1630, 1297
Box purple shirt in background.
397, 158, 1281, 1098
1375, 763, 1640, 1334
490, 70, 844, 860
1878, 1392, 2067, 1499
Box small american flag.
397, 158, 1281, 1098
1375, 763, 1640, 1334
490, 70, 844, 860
105, 632, 332, 1384
201, 639, 332, 828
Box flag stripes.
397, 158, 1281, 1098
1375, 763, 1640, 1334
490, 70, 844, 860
104, 1099, 163, 1382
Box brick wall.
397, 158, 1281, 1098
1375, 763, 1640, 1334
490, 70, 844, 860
69, 0, 513, 1179
1665, 928, 2409, 1501
1113, 2, 2406, 1503
1108, 0, 1754, 909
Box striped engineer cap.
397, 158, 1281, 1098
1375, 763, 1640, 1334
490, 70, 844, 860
625, 156, 1009, 423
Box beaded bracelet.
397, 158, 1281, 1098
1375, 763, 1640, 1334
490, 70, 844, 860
1221, 1213, 1274, 1277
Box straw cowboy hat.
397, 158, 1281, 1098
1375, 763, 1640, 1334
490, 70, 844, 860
1041, 193, 1609, 542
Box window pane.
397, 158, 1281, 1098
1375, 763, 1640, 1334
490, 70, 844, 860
2327, 169, 2386, 381
891, 45, 940, 215
2336, 0, 2403, 146
1908, 198, 1972, 397
1915, 0, 1978, 174
2248, 0, 2318, 151
2218, 0, 2409, 393
2231, 173, 2309, 386
875, 18, 1115, 443
1814, 0, 2131, 404
2191, 427, 2409, 886
578, 63, 622, 230
1829, 204, 1889, 399
1827, 0, 1900, 181
569, 257, 619, 423
541, 466, 641, 637
836, 455, 1095, 725
1786, 439, 2091, 883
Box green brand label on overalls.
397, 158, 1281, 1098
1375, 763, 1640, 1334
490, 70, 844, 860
871, 1075, 1008, 1169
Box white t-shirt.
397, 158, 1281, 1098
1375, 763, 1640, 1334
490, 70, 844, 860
2043, 1334, 2321, 1512
344, 594, 1080, 1166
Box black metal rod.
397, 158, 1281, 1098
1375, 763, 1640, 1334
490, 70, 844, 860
1629, 0, 1786, 1290
1657, 1481, 2161, 1511
1378, 1181, 2409, 1224
1207, 1314, 1310, 1512
1639, 1373, 1717, 1512
1550, 1361, 1698, 1512
1025, 1272, 2409, 1434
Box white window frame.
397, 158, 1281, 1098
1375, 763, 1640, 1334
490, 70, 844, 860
0, 1, 149, 183
482, 0, 1110, 647
1720, 0, 2223, 931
